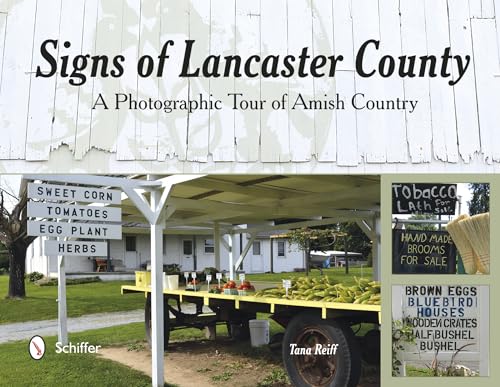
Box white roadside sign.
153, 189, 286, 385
27, 221, 122, 239
28, 202, 121, 222
28, 183, 121, 204
44, 240, 108, 256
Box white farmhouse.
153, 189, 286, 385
25, 228, 306, 278
23, 175, 379, 279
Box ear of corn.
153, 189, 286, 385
254, 275, 381, 305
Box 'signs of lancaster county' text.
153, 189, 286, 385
92, 92, 419, 114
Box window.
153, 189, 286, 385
277, 241, 285, 257
204, 239, 214, 253
183, 240, 193, 255
125, 236, 136, 252
252, 241, 261, 255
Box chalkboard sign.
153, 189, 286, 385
392, 183, 457, 215
393, 229, 456, 274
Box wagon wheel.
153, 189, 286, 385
282, 313, 361, 387
144, 293, 170, 349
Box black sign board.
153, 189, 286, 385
392, 183, 457, 215
393, 229, 457, 274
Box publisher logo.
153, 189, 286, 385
29, 335, 46, 360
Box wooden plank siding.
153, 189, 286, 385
0, 0, 499, 170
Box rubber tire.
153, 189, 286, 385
282, 313, 361, 387
145, 293, 170, 350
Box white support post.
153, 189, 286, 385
150, 188, 164, 387
214, 222, 221, 270
355, 219, 375, 240
372, 214, 381, 281
228, 234, 235, 280
219, 235, 231, 252
234, 233, 256, 271
57, 253, 67, 345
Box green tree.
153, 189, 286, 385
0, 244, 9, 271
0, 187, 36, 298
286, 228, 338, 274
333, 222, 372, 264
404, 214, 438, 231
286, 223, 372, 274
468, 183, 489, 215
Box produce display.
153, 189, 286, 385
237, 280, 256, 295
254, 276, 381, 305
208, 279, 256, 295
208, 286, 222, 294
186, 279, 201, 291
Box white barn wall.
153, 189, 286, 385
0, 0, 499, 172
270, 242, 305, 273
240, 235, 305, 274
26, 237, 49, 276
64, 256, 94, 272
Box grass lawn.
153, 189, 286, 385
405, 366, 435, 376
0, 275, 145, 324
0, 322, 170, 387
246, 266, 373, 286
0, 314, 284, 387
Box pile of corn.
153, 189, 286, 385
254, 276, 381, 305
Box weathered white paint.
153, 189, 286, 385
377, 0, 407, 163
471, 18, 500, 162
158, 0, 189, 161
234, 0, 260, 162
311, 0, 336, 162
332, 0, 358, 166
447, 0, 481, 162
425, 0, 458, 163
0, 0, 36, 159
186, 0, 210, 162
352, 0, 385, 163
116, 0, 141, 160
209, 0, 235, 162
90, 0, 123, 155
0, 0, 499, 171
400, 0, 432, 163
288, 0, 314, 162
51, 0, 85, 154
260, 0, 290, 162
0, 12, 7, 91
74, 0, 99, 160
25, 0, 61, 161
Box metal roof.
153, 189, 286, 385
22, 174, 380, 232
120, 175, 380, 230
